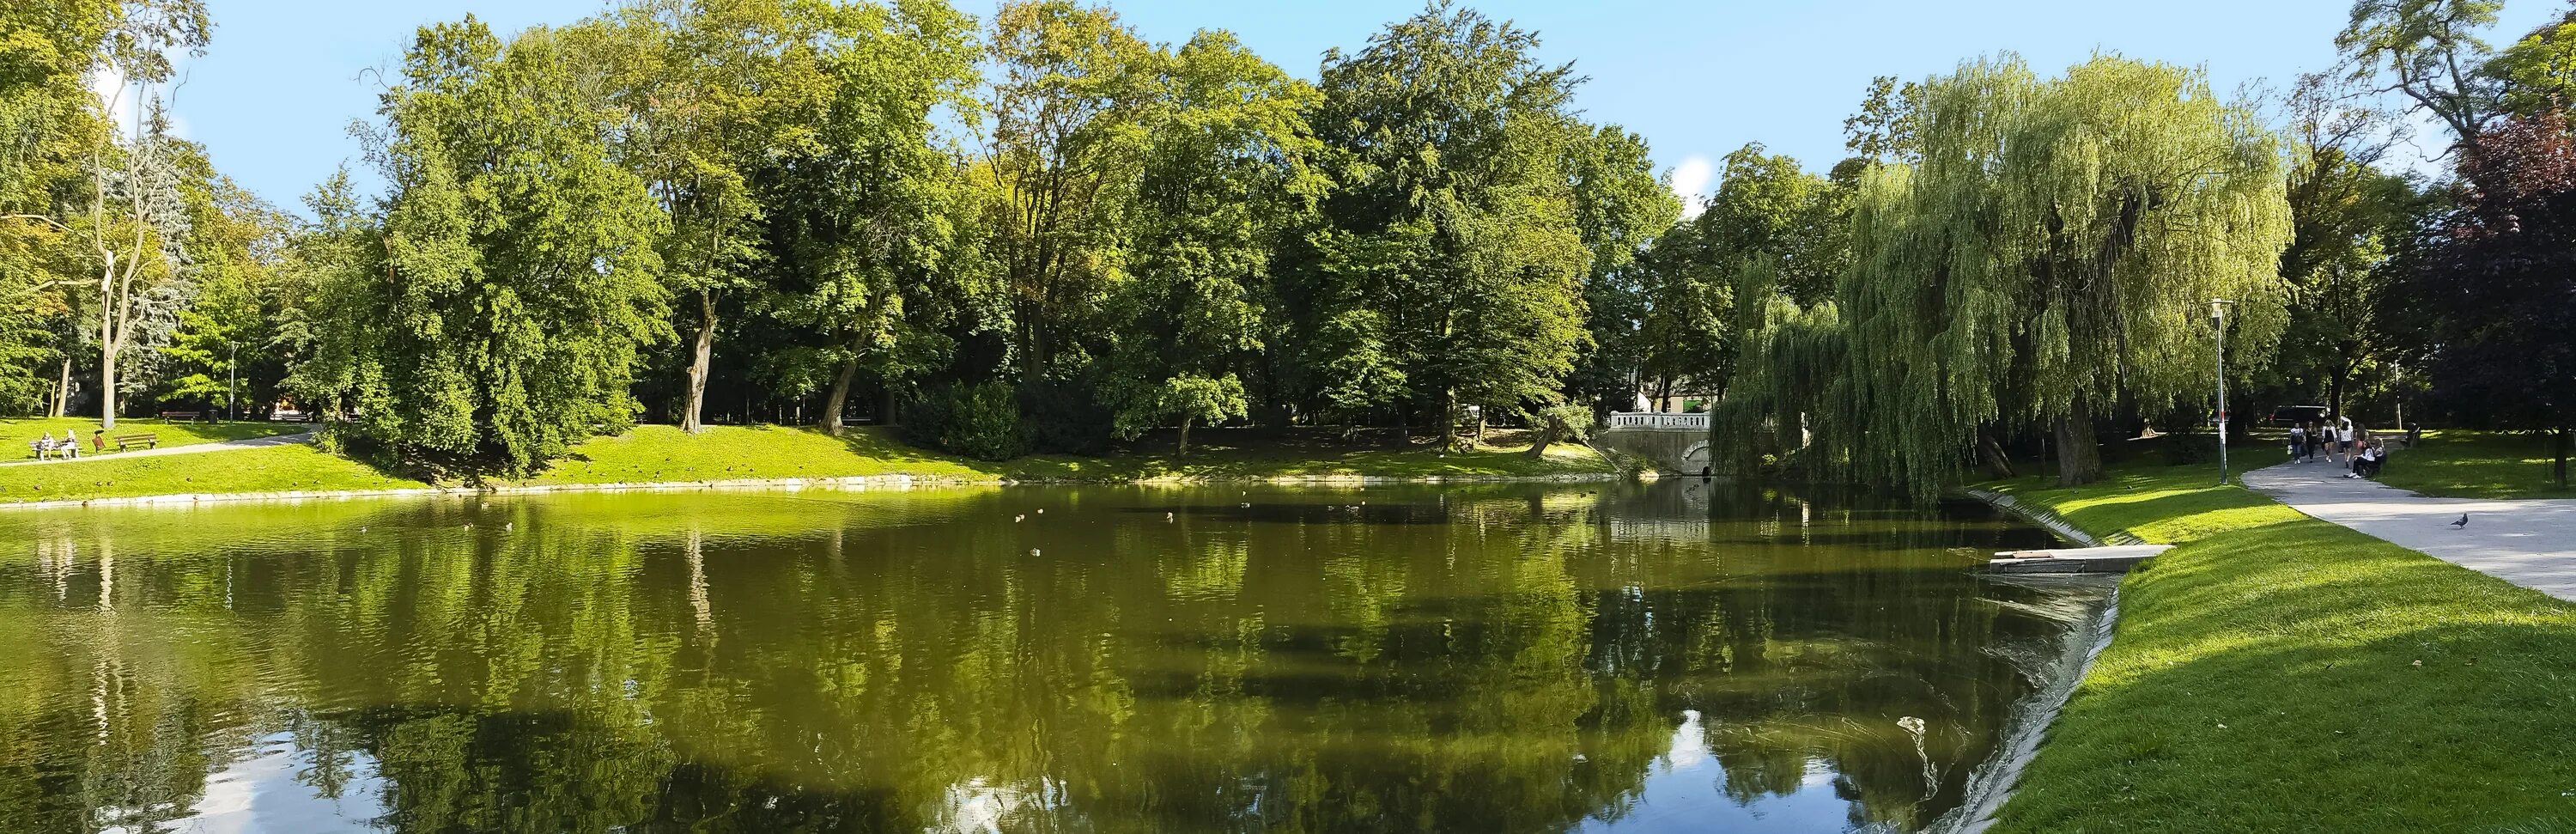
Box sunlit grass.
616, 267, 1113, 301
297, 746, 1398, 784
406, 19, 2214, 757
1984, 459, 2576, 833
1989, 460, 2300, 544
0, 423, 1617, 503
0, 417, 307, 459
0, 444, 425, 503
2376, 429, 2574, 500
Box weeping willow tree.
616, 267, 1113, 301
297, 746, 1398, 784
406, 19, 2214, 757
1832, 55, 2292, 494
1716, 290, 1851, 475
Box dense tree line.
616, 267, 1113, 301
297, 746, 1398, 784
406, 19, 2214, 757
2, 0, 2569, 485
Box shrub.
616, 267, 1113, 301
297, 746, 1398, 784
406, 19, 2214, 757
903, 381, 1027, 460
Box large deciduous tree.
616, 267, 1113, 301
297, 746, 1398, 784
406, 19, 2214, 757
1097, 31, 1319, 453
1840, 56, 2293, 492
599, 0, 842, 433
298, 18, 669, 475
2416, 113, 2576, 485
978, 0, 1157, 382
1287, 1, 1595, 445
755, 0, 981, 435
2, 0, 210, 428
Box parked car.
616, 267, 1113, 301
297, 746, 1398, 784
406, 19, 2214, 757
2265, 405, 2330, 428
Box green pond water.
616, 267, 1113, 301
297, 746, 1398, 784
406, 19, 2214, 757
0, 480, 2097, 834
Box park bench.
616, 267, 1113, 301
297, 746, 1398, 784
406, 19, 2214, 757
158, 410, 200, 421
112, 433, 158, 451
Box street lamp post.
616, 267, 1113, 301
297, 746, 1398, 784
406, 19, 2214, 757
227, 343, 238, 423
2211, 298, 2235, 485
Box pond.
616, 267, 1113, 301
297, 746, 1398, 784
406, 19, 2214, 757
0, 480, 2098, 834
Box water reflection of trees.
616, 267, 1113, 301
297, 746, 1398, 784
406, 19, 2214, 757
0, 484, 2087, 833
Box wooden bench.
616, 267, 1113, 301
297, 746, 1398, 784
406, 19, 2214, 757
158, 411, 200, 421
112, 433, 158, 451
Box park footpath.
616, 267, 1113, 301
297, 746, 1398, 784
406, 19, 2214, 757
0, 431, 317, 468
2243, 458, 2576, 601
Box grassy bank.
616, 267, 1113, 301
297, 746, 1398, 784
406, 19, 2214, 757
0, 444, 426, 502
518, 425, 1613, 484
1984, 459, 2576, 832
2376, 429, 2575, 500
0, 423, 1616, 504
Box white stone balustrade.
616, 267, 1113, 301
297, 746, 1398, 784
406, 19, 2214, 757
1604, 411, 1710, 430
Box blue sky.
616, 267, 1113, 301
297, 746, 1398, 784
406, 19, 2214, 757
170, 0, 2560, 216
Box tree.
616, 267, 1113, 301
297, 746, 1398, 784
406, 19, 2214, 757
157, 177, 287, 415
598, 0, 846, 434
1839, 56, 2293, 492
4, 0, 211, 429
2267, 73, 2424, 420
2486, 8, 2576, 118
2416, 113, 2576, 485
977, 0, 1158, 382
753, 0, 981, 435
2337, 0, 2505, 147
1100, 30, 1319, 453
0, 1, 118, 416
1289, 1, 1595, 444
1560, 125, 1680, 416
298, 18, 669, 474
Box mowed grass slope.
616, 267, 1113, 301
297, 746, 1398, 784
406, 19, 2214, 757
1985, 460, 2576, 833
0, 443, 425, 502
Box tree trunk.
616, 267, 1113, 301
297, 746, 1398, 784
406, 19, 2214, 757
2054, 404, 2103, 486
681, 289, 716, 434
50, 358, 70, 418
98, 330, 116, 430
820, 356, 858, 435
1978, 429, 2016, 479
2555, 427, 2570, 488
1524, 413, 1565, 460
1177, 415, 1193, 454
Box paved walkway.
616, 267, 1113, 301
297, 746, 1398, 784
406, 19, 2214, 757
2, 431, 314, 468
2242, 459, 2576, 602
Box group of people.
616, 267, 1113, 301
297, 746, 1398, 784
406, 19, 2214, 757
27, 429, 97, 460
2286, 415, 2389, 478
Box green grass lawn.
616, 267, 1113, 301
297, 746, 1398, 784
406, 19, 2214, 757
1983, 459, 2576, 833
521, 424, 1611, 484
0, 417, 308, 459
0, 444, 426, 503
1001, 428, 1613, 481
516, 424, 1000, 484
2375, 429, 2576, 500
0, 423, 1616, 503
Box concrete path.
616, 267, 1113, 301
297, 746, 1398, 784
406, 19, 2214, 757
2, 431, 315, 468
2242, 459, 2576, 602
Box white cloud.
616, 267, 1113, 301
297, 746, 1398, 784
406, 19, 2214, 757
1669, 155, 1712, 219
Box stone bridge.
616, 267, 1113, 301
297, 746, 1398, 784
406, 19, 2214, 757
1596, 411, 1713, 474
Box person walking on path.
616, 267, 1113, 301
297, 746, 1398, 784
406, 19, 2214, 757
2335, 416, 2356, 464
2289, 424, 2309, 463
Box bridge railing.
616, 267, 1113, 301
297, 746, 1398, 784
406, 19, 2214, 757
1605, 411, 1710, 430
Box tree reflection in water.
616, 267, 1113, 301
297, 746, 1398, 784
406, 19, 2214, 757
0, 480, 2091, 833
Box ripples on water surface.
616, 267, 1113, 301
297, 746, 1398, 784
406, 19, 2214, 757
0, 480, 2096, 833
